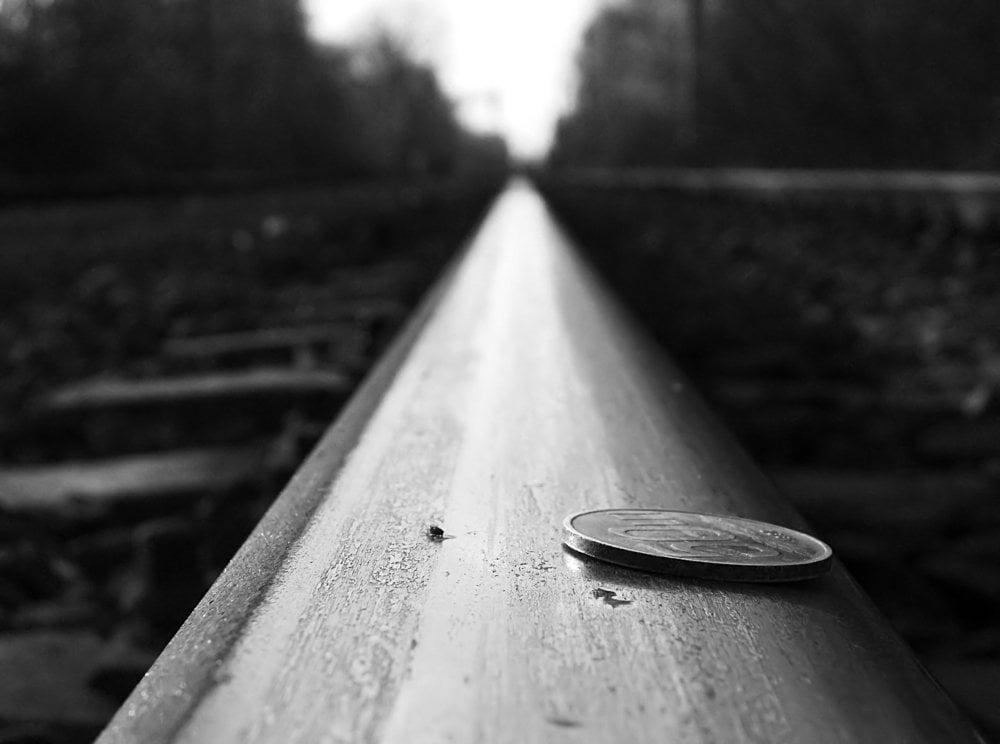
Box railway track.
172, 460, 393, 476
93, 180, 984, 742
2, 173, 997, 741
548, 167, 1000, 231
0, 182, 496, 743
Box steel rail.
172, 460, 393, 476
98, 179, 982, 743
544, 167, 1000, 228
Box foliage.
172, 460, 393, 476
551, 0, 1000, 170
346, 30, 460, 177
0, 0, 505, 182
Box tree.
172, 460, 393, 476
348, 30, 460, 178
0, 0, 477, 181
552, 0, 1000, 170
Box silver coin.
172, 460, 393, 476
563, 508, 833, 582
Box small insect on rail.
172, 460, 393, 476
97, 179, 981, 744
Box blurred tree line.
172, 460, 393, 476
0, 0, 506, 185
551, 0, 1000, 170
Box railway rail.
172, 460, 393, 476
546, 167, 1000, 230
94, 180, 983, 742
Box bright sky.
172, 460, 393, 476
304, 0, 603, 159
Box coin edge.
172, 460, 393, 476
562, 509, 833, 583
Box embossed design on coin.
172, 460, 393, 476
563, 509, 832, 582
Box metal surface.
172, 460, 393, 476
97, 180, 982, 744
547, 167, 1000, 228
548, 166, 1000, 198
564, 508, 832, 582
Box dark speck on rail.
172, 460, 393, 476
426, 524, 451, 542
592, 587, 633, 608
547, 717, 583, 728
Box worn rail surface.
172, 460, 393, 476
98, 180, 981, 743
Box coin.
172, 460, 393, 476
563, 508, 833, 582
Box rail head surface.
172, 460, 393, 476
98, 179, 982, 743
